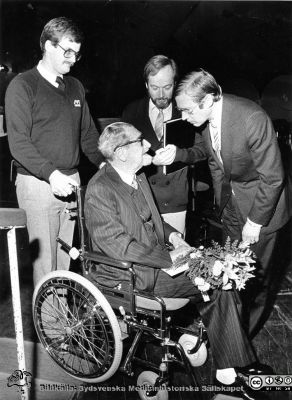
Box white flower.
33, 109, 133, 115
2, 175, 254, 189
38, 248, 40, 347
236, 281, 246, 291
194, 277, 205, 286
190, 251, 201, 259
222, 283, 233, 290
212, 260, 224, 276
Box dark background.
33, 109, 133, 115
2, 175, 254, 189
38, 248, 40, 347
1, 0, 292, 119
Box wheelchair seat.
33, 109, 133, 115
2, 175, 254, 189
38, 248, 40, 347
136, 296, 189, 311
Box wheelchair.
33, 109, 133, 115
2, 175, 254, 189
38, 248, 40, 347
32, 187, 208, 399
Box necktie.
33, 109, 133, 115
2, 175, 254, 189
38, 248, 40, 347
56, 76, 65, 91
210, 122, 221, 162
155, 109, 164, 141
131, 176, 138, 190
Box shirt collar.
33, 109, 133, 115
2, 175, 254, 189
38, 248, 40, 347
111, 165, 136, 188
149, 99, 172, 118
37, 60, 63, 87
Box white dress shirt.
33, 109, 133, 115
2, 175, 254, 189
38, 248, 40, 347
149, 99, 172, 130
37, 60, 63, 87
209, 97, 223, 162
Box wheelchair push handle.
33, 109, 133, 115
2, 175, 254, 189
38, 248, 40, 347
56, 237, 82, 260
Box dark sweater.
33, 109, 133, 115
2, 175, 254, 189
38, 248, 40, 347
5, 67, 102, 181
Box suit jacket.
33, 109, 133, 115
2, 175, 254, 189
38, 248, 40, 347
122, 97, 205, 214
178, 94, 290, 234
84, 163, 176, 291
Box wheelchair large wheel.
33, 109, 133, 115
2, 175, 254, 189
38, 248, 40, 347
33, 270, 123, 383
137, 371, 168, 400
178, 334, 207, 367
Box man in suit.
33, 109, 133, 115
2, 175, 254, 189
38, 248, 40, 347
122, 55, 205, 235
85, 122, 271, 399
175, 69, 291, 338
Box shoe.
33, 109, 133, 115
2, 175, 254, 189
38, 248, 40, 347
236, 362, 274, 377
214, 375, 269, 400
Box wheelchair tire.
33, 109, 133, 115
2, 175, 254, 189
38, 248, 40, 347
137, 371, 168, 400
33, 270, 123, 383
178, 334, 207, 367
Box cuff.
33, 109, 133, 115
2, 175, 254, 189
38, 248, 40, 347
247, 217, 262, 228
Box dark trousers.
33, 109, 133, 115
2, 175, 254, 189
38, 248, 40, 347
221, 196, 287, 338
154, 269, 256, 369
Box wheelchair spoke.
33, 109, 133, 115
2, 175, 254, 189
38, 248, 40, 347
33, 272, 123, 382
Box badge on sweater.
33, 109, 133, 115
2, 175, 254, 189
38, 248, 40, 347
74, 100, 81, 107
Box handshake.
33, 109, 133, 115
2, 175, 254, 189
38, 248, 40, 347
143, 144, 177, 167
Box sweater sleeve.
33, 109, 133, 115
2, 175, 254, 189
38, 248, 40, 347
5, 75, 56, 180
79, 83, 104, 167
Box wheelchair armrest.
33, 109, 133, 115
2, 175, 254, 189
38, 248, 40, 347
83, 251, 132, 270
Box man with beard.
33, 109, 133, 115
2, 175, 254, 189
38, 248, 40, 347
122, 55, 205, 235
5, 17, 103, 285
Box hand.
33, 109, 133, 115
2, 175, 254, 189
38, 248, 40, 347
169, 245, 192, 262
142, 154, 153, 166
49, 170, 79, 197
169, 232, 190, 249
242, 220, 261, 245
152, 145, 177, 166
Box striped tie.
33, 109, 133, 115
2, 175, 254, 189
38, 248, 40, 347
155, 109, 164, 141
213, 129, 220, 154
210, 123, 221, 162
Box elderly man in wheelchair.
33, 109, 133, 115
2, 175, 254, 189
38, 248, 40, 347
33, 122, 271, 400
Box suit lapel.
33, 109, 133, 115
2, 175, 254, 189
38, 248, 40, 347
205, 124, 224, 172
105, 165, 164, 243
139, 98, 159, 146
171, 103, 181, 120
221, 96, 236, 179
105, 164, 139, 211
137, 174, 165, 242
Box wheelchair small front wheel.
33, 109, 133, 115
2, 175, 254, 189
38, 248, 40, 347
33, 270, 123, 383
178, 334, 207, 367
137, 371, 168, 400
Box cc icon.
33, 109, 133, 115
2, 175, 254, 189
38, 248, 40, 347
249, 376, 263, 390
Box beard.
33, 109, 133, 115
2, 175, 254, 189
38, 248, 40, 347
151, 96, 172, 109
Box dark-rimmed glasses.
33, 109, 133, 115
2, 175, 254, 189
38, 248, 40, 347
57, 44, 82, 61
114, 138, 142, 152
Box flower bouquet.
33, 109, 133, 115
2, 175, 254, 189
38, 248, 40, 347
170, 237, 256, 301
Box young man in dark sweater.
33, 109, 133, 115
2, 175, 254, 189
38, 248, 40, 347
5, 17, 103, 285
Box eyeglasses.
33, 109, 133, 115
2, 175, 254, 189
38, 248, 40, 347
57, 44, 82, 61
114, 138, 142, 152
176, 106, 197, 116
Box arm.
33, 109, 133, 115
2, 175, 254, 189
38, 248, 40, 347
79, 84, 104, 167
174, 131, 207, 164
85, 181, 173, 269
245, 111, 284, 226
153, 131, 207, 166
5, 76, 56, 180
